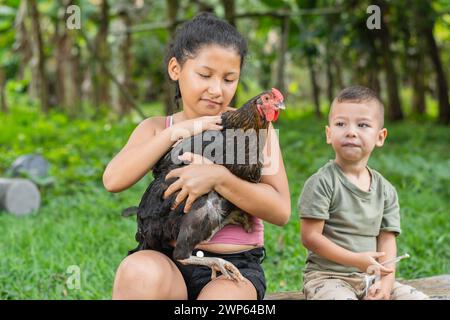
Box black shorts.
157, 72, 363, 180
160, 246, 266, 300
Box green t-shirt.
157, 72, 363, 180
298, 160, 401, 273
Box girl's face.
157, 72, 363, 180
168, 44, 241, 117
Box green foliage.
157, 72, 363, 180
0, 105, 448, 299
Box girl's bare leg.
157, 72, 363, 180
112, 250, 187, 300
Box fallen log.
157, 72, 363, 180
0, 178, 41, 216
265, 274, 450, 300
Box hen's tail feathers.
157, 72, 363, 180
122, 206, 139, 217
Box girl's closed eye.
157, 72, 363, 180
358, 123, 370, 128
198, 73, 211, 79
224, 78, 237, 83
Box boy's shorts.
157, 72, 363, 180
303, 270, 429, 300
161, 246, 266, 300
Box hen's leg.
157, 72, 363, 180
173, 192, 244, 282
178, 256, 244, 281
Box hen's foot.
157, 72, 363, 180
178, 256, 244, 282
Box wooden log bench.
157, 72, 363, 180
265, 274, 450, 300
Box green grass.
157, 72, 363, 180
0, 105, 449, 299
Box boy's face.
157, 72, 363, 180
326, 100, 387, 163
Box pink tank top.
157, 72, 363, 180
165, 115, 264, 246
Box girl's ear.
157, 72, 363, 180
168, 57, 181, 81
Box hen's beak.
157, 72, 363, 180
276, 101, 285, 110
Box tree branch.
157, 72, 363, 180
109, 7, 343, 35
79, 28, 147, 119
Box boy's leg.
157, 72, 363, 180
303, 272, 358, 300
390, 281, 429, 300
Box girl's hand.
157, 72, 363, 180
170, 116, 223, 141
163, 152, 224, 213
354, 252, 394, 276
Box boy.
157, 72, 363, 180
298, 86, 428, 300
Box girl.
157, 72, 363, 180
103, 13, 291, 300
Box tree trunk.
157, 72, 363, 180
94, 0, 110, 109
374, 0, 403, 121
222, 0, 236, 26
325, 43, 334, 105
13, 0, 32, 81
111, 8, 133, 116
120, 11, 133, 115
367, 32, 381, 96
414, 0, 449, 123
164, 0, 179, 116
411, 51, 426, 115
423, 26, 450, 123
0, 69, 7, 113
368, 70, 381, 96
307, 54, 321, 118
222, 0, 238, 107
28, 0, 50, 112
276, 15, 289, 97
55, 0, 81, 116
334, 59, 344, 90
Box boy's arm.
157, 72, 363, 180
301, 218, 394, 274
366, 231, 397, 299
377, 231, 397, 271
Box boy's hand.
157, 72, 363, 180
364, 276, 394, 300
354, 252, 394, 275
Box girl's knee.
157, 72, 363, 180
197, 277, 257, 300
113, 250, 185, 299
116, 251, 164, 283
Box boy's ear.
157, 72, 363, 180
167, 57, 181, 81
376, 128, 388, 147
325, 125, 332, 144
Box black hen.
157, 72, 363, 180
124, 88, 285, 280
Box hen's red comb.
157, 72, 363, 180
271, 88, 284, 101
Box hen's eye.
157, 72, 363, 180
265, 96, 269, 101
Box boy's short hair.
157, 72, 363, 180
330, 86, 385, 128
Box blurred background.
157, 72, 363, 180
0, 0, 448, 299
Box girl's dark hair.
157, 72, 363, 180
165, 12, 248, 108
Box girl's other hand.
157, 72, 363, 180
163, 152, 224, 213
